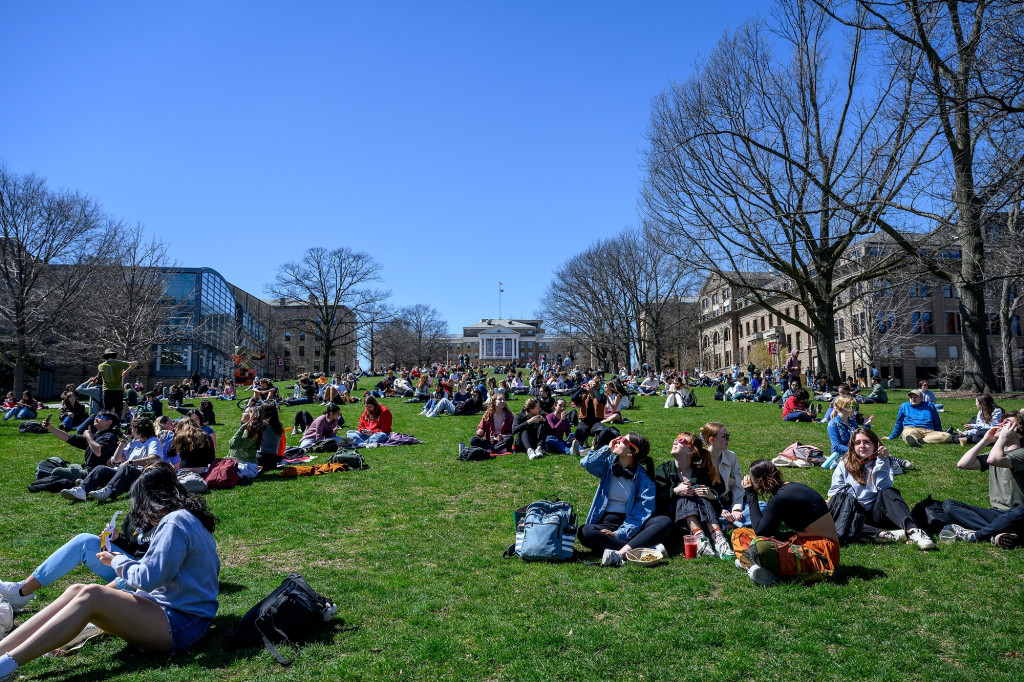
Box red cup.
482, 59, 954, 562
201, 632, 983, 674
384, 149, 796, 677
683, 534, 697, 559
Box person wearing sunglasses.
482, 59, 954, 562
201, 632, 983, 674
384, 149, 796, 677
653, 432, 735, 559
577, 432, 664, 567
699, 422, 761, 528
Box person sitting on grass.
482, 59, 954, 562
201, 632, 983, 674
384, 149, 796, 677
601, 381, 624, 424
782, 388, 817, 422
825, 396, 875, 465
347, 395, 392, 447
753, 377, 778, 403
3, 390, 39, 421
513, 398, 551, 460
543, 398, 573, 455
169, 418, 216, 473
253, 403, 285, 470
570, 378, 613, 450
577, 433, 665, 567
827, 428, 936, 550
295, 403, 342, 450
700, 422, 754, 529
59, 391, 89, 431
664, 376, 687, 408
637, 372, 660, 396
957, 394, 1004, 445
886, 388, 953, 447
0, 465, 220, 680
60, 416, 177, 503
918, 379, 942, 411
729, 376, 755, 402
1, 392, 15, 410
652, 432, 735, 559
939, 413, 1024, 549
468, 394, 514, 453
859, 376, 888, 404
731, 459, 840, 585
42, 411, 121, 484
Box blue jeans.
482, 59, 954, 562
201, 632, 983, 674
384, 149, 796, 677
33, 533, 122, 586
544, 435, 572, 454
721, 501, 768, 528
347, 430, 388, 446
4, 406, 36, 420
941, 500, 1024, 541
785, 412, 813, 422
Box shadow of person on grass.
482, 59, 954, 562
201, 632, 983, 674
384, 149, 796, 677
829, 564, 887, 584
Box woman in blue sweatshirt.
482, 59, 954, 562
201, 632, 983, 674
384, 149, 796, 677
0, 466, 220, 680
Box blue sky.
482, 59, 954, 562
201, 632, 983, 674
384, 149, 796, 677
1, 1, 765, 332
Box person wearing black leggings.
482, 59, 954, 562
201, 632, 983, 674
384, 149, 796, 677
576, 432, 668, 566
512, 398, 551, 460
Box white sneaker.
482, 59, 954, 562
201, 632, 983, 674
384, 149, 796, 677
875, 529, 907, 544
653, 543, 668, 559
60, 486, 86, 502
712, 531, 735, 559
88, 487, 114, 502
908, 528, 937, 551
747, 564, 777, 585
600, 549, 623, 567
457, 443, 466, 456
527, 448, 542, 460
696, 534, 716, 558
570, 440, 581, 458
0, 581, 33, 613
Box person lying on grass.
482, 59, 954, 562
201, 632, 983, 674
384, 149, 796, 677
577, 433, 664, 567
652, 432, 735, 559
0, 465, 220, 681
827, 428, 935, 550
939, 412, 1024, 549
731, 459, 840, 585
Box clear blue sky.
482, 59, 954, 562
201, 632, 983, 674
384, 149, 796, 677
1, 1, 765, 333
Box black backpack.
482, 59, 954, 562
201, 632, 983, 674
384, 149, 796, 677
19, 420, 48, 434
911, 495, 952, 535
827, 487, 866, 545
225, 572, 337, 665
306, 438, 338, 454
458, 446, 492, 461
326, 451, 367, 470
681, 391, 697, 408
36, 456, 70, 479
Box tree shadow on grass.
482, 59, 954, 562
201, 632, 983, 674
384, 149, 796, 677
52, 616, 358, 682
830, 563, 887, 585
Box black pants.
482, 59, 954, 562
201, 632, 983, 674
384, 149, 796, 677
80, 464, 141, 497
574, 422, 617, 449
515, 422, 550, 452
577, 512, 673, 552
102, 389, 124, 413
258, 451, 281, 470
862, 488, 917, 538
942, 500, 1024, 541
470, 434, 514, 453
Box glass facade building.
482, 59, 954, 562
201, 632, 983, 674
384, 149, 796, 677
150, 268, 269, 381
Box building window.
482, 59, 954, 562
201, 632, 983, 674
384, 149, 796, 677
724, 328, 730, 342
314, 347, 321, 357
284, 332, 291, 341
877, 311, 895, 333
944, 312, 959, 334
314, 362, 320, 371
838, 319, 846, 340
330, 362, 336, 372
284, 348, 291, 357
796, 331, 801, 350
723, 288, 731, 300
746, 321, 751, 336
1013, 316, 1021, 336
299, 332, 306, 341
299, 346, 305, 356
987, 314, 1001, 335
909, 282, 929, 298
911, 312, 933, 334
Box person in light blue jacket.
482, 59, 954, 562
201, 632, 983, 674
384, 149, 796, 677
577, 432, 664, 566
827, 427, 935, 550
0, 466, 220, 681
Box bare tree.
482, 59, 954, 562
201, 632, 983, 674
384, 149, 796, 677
817, 0, 1024, 391
267, 247, 390, 368
357, 301, 396, 372
644, 1, 929, 382
399, 304, 448, 365
0, 165, 108, 393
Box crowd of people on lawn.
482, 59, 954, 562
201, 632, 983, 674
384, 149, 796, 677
0, 349, 1021, 681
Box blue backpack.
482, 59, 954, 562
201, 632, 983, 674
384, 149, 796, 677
512, 500, 577, 561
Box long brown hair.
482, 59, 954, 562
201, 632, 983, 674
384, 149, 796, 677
363, 394, 381, 417
844, 427, 880, 486
748, 458, 784, 497
171, 418, 209, 454
482, 394, 511, 423
675, 431, 721, 485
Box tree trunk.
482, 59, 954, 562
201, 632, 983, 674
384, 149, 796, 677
959, 280, 999, 391
1000, 279, 1019, 392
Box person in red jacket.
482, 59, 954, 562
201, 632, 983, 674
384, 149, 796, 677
347, 395, 392, 446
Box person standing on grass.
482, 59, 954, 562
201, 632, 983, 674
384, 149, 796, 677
827, 428, 936, 550
97, 349, 137, 415
577, 433, 664, 567
939, 413, 1024, 549
886, 388, 954, 447
731, 459, 840, 585
0, 466, 219, 681
785, 349, 802, 386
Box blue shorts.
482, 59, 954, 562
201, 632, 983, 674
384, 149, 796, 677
138, 592, 212, 653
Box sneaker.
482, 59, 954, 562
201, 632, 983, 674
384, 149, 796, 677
60, 486, 86, 502
893, 457, 913, 471
48, 622, 104, 656
696, 534, 716, 558
734, 558, 745, 571
875, 529, 907, 543
600, 549, 623, 567
712, 531, 735, 559
908, 528, 937, 550
0, 581, 33, 613
993, 533, 1021, 550
939, 523, 976, 543
570, 440, 581, 458
653, 543, 668, 559
527, 448, 543, 460
904, 434, 922, 448
88, 487, 114, 502
747, 564, 777, 586
457, 442, 465, 456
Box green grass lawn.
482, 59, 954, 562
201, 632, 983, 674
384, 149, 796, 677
2, 385, 1022, 681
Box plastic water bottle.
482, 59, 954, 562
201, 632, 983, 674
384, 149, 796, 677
938, 526, 957, 543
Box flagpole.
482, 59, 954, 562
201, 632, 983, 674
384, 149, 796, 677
499, 282, 502, 319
